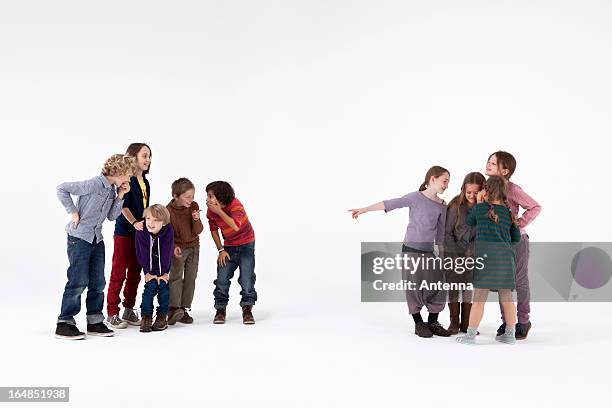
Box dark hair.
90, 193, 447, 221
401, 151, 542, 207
448, 172, 486, 232
484, 175, 518, 226
206, 181, 235, 206
125, 143, 152, 175
171, 177, 195, 198
419, 166, 450, 191
489, 151, 516, 180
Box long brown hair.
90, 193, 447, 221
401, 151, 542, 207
126, 143, 152, 175
419, 165, 450, 191
489, 151, 516, 180
484, 175, 518, 226
448, 172, 486, 232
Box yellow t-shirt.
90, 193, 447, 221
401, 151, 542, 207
138, 177, 148, 209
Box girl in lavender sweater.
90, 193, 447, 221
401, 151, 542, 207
350, 166, 452, 338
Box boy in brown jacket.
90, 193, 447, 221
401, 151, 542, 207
166, 178, 204, 324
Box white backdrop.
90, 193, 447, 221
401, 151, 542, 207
1, 1, 611, 407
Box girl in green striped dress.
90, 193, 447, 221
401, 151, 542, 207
456, 176, 521, 345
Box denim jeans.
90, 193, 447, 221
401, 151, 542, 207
57, 235, 106, 325
141, 279, 170, 316
214, 241, 257, 309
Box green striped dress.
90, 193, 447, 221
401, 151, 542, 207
466, 203, 522, 290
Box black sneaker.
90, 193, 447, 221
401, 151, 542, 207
87, 322, 114, 337
427, 321, 451, 337
515, 322, 532, 340
414, 322, 433, 338
496, 323, 506, 338
55, 323, 86, 340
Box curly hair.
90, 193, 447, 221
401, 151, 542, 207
143, 204, 171, 225
102, 154, 136, 177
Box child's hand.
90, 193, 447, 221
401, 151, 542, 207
71, 212, 80, 228
207, 200, 223, 215
348, 208, 366, 219
118, 182, 130, 199
218, 250, 231, 267
476, 191, 486, 203
174, 246, 182, 258
144, 273, 156, 283
192, 210, 201, 221
134, 220, 144, 231
158, 273, 169, 284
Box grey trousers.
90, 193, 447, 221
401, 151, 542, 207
402, 248, 446, 315
169, 245, 200, 309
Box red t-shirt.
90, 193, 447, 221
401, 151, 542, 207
207, 198, 255, 246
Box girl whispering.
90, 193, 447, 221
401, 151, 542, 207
456, 176, 521, 345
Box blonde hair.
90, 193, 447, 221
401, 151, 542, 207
102, 154, 136, 177
143, 204, 171, 225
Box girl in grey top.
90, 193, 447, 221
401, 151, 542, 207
350, 166, 452, 338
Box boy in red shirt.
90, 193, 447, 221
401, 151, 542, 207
206, 181, 256, 325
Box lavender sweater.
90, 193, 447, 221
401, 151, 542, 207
383, 191, 447, 252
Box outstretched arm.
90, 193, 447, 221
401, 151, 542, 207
348, 202, 385, 219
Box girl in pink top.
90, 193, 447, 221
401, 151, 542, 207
486, 151, 541, 340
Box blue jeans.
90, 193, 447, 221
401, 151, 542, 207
214, 241, 257, 309
141, 279, 170, 316
57, 235, 106, 325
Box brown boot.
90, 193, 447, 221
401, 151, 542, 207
152, 314, 168, 331
447, 302, 460, 335
213, 307, 226, 324
242, 305, 255, 325
460, 302, 472, 333
167, 307, 185, 326
140, 315, 153, 333
179, 309, 194, 324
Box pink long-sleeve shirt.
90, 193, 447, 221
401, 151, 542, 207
507, 181, 541, 235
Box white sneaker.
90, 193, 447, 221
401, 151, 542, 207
105, 314, 128, 329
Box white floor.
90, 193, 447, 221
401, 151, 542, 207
4, 292, 611, 408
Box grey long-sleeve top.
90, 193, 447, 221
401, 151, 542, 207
383, 191, 447, 252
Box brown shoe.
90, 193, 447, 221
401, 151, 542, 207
242, 305, 255, 325
427, 321, 451, 337
414, 322, 433, 338
167, 307, 184, 326
140, 315, 153, 333
179, 309, 194, 324
447, 302, 460, 335
152, 314, 168, 331
213, 307, 226, 324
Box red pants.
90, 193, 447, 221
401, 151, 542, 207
106, 235, 142, 316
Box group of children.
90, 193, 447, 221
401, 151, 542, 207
350, 150, 541, 345
55, 143, 257, 340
